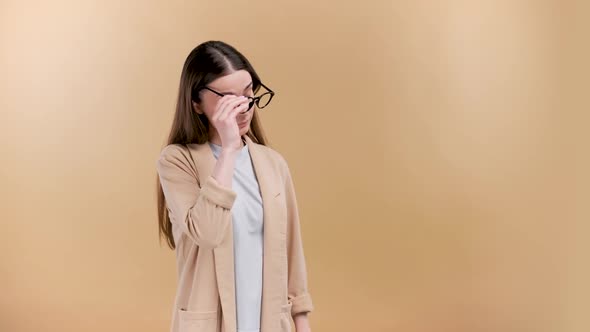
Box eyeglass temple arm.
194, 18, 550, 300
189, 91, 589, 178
257, 81, 274, 94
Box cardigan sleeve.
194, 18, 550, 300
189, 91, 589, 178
156, 144, 237, 249
282, 157, 314, 316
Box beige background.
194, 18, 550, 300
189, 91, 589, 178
1, 0, 588, 331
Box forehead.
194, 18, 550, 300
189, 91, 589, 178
208, 70, 252, 92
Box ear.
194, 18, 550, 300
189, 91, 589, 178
192, 101, 203, 114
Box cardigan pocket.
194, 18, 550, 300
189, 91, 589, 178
178, 308, 219, 332
279, 302, 293, 332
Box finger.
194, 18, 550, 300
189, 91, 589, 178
218, 97, 248, 121
219, 101, 248, 126
219, 104, 244, 124
228, 101, 250, 119
238, 100, 253, 114
212, 95, 237, 121
215, 95, 244, 120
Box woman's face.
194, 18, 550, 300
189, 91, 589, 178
194, 69, 255, 137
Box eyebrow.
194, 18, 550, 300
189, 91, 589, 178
218, 81, 253, 95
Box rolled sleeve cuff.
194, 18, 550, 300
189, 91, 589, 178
200, 175, 237, 209
290, 293, 314, 316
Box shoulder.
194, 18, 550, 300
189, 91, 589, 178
157, 144, 187, 161
156, 144, 194, 172
253, 142, 292, 182
255, 142, 288, 167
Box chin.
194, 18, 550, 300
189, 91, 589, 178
239, 125, 250, 135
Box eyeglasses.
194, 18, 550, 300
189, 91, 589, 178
200, 82, 275, 113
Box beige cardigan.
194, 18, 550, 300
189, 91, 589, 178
156, 134, 313, 332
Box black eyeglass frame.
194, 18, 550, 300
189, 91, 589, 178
199, 82, 275, 113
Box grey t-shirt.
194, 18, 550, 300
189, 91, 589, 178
209, 141, 264, 332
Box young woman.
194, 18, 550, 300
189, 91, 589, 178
156, 40, 313, 332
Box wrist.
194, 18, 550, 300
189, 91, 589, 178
220, 146, 241, 156
221, 138, 244, 153
293, 312, 310, 324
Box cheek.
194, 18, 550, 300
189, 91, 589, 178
203, 101, 216, 117
199, 96, 219, 117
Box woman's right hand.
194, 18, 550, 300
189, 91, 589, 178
210, 95, 250, 151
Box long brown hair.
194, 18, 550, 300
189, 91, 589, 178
157, 40, 268, 249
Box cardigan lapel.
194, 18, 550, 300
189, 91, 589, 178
244, 135, 284, 332
187, 135, 284, 332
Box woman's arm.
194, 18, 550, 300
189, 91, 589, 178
294, 312, 312, 332
211, 145, 241, 187
156, 144, 240, 249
